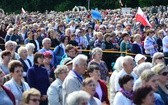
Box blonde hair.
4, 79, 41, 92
17, 46, 27, 57
152, 63, 167, 75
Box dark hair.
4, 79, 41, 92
34, 52, 44, 64
82, 77, 96, 87
1, 50, 11, 59
133, 86, 153, 105
119, 75, 134, 88
8, 60, 23, 73
87, 64, 100, 73
65, 44, 76, 52
104, 33, 111, 41
60, 35, 70, 43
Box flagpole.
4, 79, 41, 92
88, 0, 90, 10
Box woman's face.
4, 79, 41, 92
142, 91, 155, 105
94, 52, 102, 60
147, 75, 159, 91
89, 70, 101, 81
84, 81, 96, 96
37, 57, 44, 65
58, 69, 68, 81
28, 95, 41, 105
11, 66, 23, 81
158, 69, 168, 84
124, 79, 134, 92
155, 56, 164, 65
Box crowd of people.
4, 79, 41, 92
0, 5, 168, 105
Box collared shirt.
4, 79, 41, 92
72, 70, 83, 83
162, 35, 168, 52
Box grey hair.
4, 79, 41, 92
137, 62, 153, 76
122, 56, 134, 67
113, 56, 124, 72
5, 41, 14, 48
66, 90, 90, 105
72, 54, 88, 69
17, 46, 27, 56
152, 52, 164, 66
91, 47, 103, 58
25, 43, 35, 51
42, 38, 51, 46
54, 65, 68, 78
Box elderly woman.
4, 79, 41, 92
152, 52, 165, 66
87, 64, 109, 104
88, 47, 108, 81
133, 86, 155, 105
131, 34, 144, 54
140, 70, 165, 105
4, 60, 30, 105
25, 43, 35, 65
152, 63, 168, 105
113, 75, 134, 105
22, 88, 41, 105
66, 90, 90, 105
0, 69, 15, 105
47, 65, 69, 105
27, 52, 50, 105
82, 78, 102, 105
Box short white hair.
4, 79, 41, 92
42, 38, 51, 46
91, 47, 102, 58
72, 54, 88, 69
122, 56, 134, 67
137, 62, 153, 76
114, 56, 124, 72
17, 46, 27, 56
66, 90, 90, 105
25, 43, 35, 51
5, 41, 14, 48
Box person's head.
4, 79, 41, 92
5, 41, 15, 51
27, 31, 33, 39
152, 63, 168, 84
119, 75, 134, 91
25, 43, 35, 54
65, 44, 78, 58
43, 51, 52, 65
87, 64, 101, 81
140, 70, 159, 91
122, 32, 130, 41
96, 32, 103, 40
60, 35, 70, 45
152, 52, 164, 66
0, 69, 5, 85
113, 56, 124, 72
73, 54, 88, 75
82, 77, 97, 96
91, 47, 103, 60
65, 28, 72, 36
157, 30, 164, 39
136, 62, 153, 77
104, 33, 111, 42
33, 52, 44, 65
62, 57, 73, 70
18, 46, 28, 60
1, 50, 11, 63
122, 56, 134, 74
42, 38, 51, 50
8, 60, 23, 81
133, 86, 155, 105
66, 90, 90, 105
54, 65, 68, 81
147, 29, 155, 37
135, 54, 146, 65
22, 88, 41, 105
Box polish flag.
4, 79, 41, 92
21, 8, 26, 14
135, 7, 152, 27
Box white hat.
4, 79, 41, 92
135, 54, 146, 64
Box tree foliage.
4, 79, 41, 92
0, 0, 167, 13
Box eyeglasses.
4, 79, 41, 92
161, 72, 168, 76
157, 56, 164, 59
30, 99, 40, 102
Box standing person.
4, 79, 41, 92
131, 34, 144, 54
62, 54, 88, 105
25, 43, 35, 65
87, 64, 109, 104
88, 47, 108, 81
22, 88, 41, 105
113, 75, 134, 105
0, 69, 16, 105
4, 60, 30, 105
162, 32, 168, 65
27, 52, 50, 105
47, 65, 69, 105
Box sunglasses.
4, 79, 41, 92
30, 99, 40, 102
157, 56, 164, 59
161, 72, 168, 76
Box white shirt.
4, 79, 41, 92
162, 35, 168, 52
113, 92, 133, 105
96, 82, 102, 101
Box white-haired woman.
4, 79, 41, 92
26, 43, 35, 65
88, 47, 108, 81
47, 65, 69, 105
152, 52, 165, 66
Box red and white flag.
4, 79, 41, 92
135, 7, 152, 27
21, 8, 26, 14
